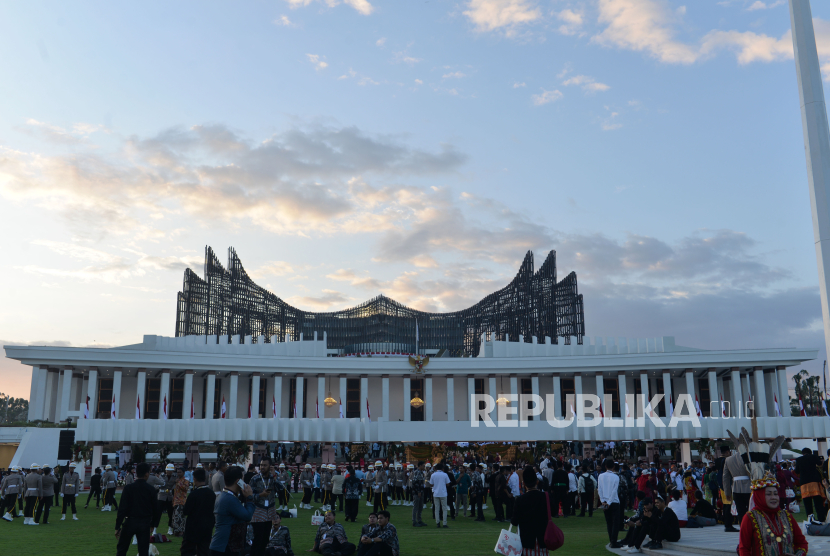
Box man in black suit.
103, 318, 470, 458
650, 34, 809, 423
115, 462, 161, 556
181, 467, 215, 556
796, 447, 827, 521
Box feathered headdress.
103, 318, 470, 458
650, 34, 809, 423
726, 418, 785, 491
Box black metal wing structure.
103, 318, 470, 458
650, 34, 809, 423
175, 247, 585, 357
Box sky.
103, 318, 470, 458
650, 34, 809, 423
2, 0, 830, 399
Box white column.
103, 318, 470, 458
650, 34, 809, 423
753, 367, 768, 417
531, 375, 539, 421
28, 367, 40, 421
425, 376, 433, 422
340, 376, 347, 411
183, 372, 193, 419
680, 441, 692, 465
229, 373, 238, 419
43, 371, 57, 422
69, 373, 81, 418
574, 374, 583, 421
59, 368, 73, 421
639, 372, 649, 418
489, 376, 497, 421
731, 368, 743, 416
403, 376, 411, 422
295, 375, 304, 418
112, 369, 122, 419
467, 376, 475, 421
272, 374, 281, 418
136, 370, 146, 419
618, 373, 628, 419
663, 371, 673, 417
777, 366, 790, 416
251, 374, 261, 418
509, 375, 518, 421
360, 376, 368, 419
553, 375, 562, 418
206, 373, 216, 419
159, 371, 170, 419
317, 375, 325, 418
87, 368, 98, 419
382, 376, 390, 421
92, 445, 103, 473
30, 367, 48, 421
595, 373, 605, 416
789, 0, 830, 361
446, 376, 454, 421
707, 369, 719, 418
685, 370, 696, 414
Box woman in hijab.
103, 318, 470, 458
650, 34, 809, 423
737, 471, 808, 556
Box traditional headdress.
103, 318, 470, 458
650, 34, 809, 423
751, 470, 779, 491
726, 419, 786, 493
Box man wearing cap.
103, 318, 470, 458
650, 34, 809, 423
115, 462, 161, 556
102, 464, 119, 512
150, 463, 177, 536
60, 462, 81, 521
373, 461, 388, 513
1, 465, 23, 522
393, 464, 405, 506
22, 463, 43, 525
300, 463, 315, 510
364, 465, 375, 507
34, 465, 58, 525
276, 462, 290, 511
321, 464, 334, 512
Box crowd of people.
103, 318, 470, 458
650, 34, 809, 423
0, 441, 820, 556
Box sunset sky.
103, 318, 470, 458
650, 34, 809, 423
3, 0, 830, 399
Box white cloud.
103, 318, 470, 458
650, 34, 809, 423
701, 29, 792, 64
393, 52, 422, 65
562, 74, 611, 94
531, 89, 563, 106
442, 71, 467, 79
463, 0, 542, 37
414, 79, 423, 85
513, 82, 526, 88
747, 0, 786, 11
306, 53, 328, 70
274, 15, 294, 26
555, 8, 584, 36
376, 37, 386, 47
285, 0, 373, 15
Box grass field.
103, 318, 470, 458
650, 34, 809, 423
0, 494, 613, 555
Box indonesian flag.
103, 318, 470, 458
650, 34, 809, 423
111, 395, 116, 419
316, 397, 320, 419
293, 400, 296, 418
625, 401, 630, 418
136, 395, 141, 420
190, 396, 194, 419
163, 395, 168, 419
272, 395, 276, 418
720, 393, 727, 417
221, 396, 227, 419
366, 398, 371, 421
799, 395, 806, 417
773, 393, 781, 417
695, 395, 702, 418
339, 398, 344, 419
668, 396, 674, 418
248, 396, 251, 418
645, 399, 655, 417
598, 402, 604, 418
84, 396, 90, 419
569, 403, 575, 419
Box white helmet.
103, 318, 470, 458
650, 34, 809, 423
425, 463, 432, 468
305, 464, 312, 469
395, 463, 401, 469
279, 463, 285, 469
69, 462, 77, 468
368, 465, 374, 470
31, 463, 40, 470
375, 461, 382, 466
165, 463, 175, 471
196, 463, 203, 469
105, 464, 112, 470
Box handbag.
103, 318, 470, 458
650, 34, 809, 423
311, 509, 324, 526
544, 492, 565, 551
494, 524, 522, 556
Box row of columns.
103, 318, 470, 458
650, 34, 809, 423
29, 365, 794, 423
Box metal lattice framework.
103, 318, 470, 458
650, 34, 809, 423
175, 247, 585, 356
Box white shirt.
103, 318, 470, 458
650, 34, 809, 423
668, 499, 687, 521
429, 470, 450, 497
508, 472, 520, 496
568, 472, 578, 492
598, 471, 620, 505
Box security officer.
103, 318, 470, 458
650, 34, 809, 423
1, 465, 23, 521
23, 463, 43, 525
149, 463, 176, 536
276, 462, 290, 511
373, 460, 388, 512
321, 464, 333, 512
60, 462, 81, 521
102, 464, 119, 512
364, 464, 375, 507
35, 465, 58, 524
299, 463, 314, 509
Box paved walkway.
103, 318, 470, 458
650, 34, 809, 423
607, 522, 830, 556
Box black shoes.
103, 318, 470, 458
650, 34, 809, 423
724, 526, 739, 533
609, 542, 623, 548
443, 524, 449, 528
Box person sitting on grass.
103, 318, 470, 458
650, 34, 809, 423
266, 513, 293, 555
357, 510, 399, 556
687, 491, 717, 528
308, 510, 355, 556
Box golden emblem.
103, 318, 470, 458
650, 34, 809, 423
408, 355, 430, 374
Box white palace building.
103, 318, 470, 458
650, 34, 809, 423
4, 247, 829, 462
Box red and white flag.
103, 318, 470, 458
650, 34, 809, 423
84, 396, 90, 419
316, 397, 320, 419
293, 400, 297, 418
339, 398, 344, 419
799, 395, 806, 416
720, 394, 727, 418
598, 402, 604, 418
111, 395, 116, 419
366, 398, 371, 421
625, 401, 630, 418
190, 396, 194, 419
695, 395, 702, 418
668, 396, 674, 418
136, 395, 141, 420
248, 396, 252, 419
773, 393, 781, 417
221, 396, 227, 419
272, 395, 276, 418
163, 395, 168, 420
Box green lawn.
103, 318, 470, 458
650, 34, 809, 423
0, 495, 611, 555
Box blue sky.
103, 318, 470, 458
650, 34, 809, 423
2, 0, 830, 397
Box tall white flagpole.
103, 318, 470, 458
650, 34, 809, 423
790, 0, 830, 358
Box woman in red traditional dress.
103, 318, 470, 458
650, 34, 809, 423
737, 471, 808, 556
